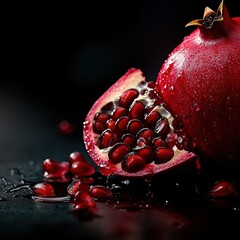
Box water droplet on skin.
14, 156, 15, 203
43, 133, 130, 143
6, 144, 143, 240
193, 103, 200, 112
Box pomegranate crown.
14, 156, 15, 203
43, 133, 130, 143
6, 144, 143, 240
185, 0, 225, 29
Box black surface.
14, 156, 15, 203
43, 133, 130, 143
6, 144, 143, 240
0, 1, 240, 240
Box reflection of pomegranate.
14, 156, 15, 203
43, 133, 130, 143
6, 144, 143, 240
83, 68, 197, 178
156, 1, 240, 167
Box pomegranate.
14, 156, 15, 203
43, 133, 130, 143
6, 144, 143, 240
156, 0, 240, 168
83, 68, 197, 178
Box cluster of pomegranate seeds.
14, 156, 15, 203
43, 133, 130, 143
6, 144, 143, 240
32, 151, 113, 211
209, 181, 238, 198
92, 81, 191, 173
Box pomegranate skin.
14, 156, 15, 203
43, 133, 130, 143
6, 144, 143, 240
156, 2, 240, 167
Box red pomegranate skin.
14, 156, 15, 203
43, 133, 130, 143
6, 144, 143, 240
156, 2, 240, 167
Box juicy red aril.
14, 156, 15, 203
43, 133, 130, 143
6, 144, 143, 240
98, 129, 116, 149
94, 112, 110, 123
122, 152, 146, 173
144, 110, 161, 128
115, 116, 130, 134
43, 159, 70, 182
58, 120, 75, 135
154, 117, 169, 136
70, 161, 95, 177
112, 107, 127, 120
155, 147, 174, 164
121, 133, 136, 148
135, 146, 154, 164
67, 179, 90, 197
73, 191, 96, 209
32, 182, 55, 197
127, 119, 143, 135
136, 128, 155, 143
152, 137, 166, 149
209, 181, 238, 198
118, 88, 139, 108
68, 151, 87, 164
89, 185, 113, 199
108, 143, 131, 164
129, 101, 145, 119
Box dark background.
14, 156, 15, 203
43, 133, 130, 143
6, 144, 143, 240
0, 1, 240, 240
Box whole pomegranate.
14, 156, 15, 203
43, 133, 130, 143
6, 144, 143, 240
156, 1, 240, 168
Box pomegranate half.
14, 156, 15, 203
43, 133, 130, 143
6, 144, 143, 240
156, 1, 240, 168
83, 68, 197, 178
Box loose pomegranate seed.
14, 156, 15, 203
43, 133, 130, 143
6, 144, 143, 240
70, 161, 95, 177
155, 147, 174, 164
58, 120, 75, 135
166, 132, 178, 148
118, 88, 139, 108
108, 143, 131, 164
209, 181, 238, 198
67, 179, 90, 197
129, 101, 145, 119
122, 152, 147, 173
43, 159, 70, 182
89, 185, 113, 199
32, 182, 55, 197
73, 191, 96, 209
68, 151, 87, 164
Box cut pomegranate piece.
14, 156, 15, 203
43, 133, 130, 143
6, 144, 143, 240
83, 68, 198, 178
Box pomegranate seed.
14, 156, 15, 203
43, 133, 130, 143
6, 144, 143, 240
67, 179, 90, 197
89, 185, 113, 199
209, 181, 238, 198
118, 88, 139, 108
98, 129, 115, 149
121, 133, 136, 148
92, 120, 106, 134
112, 107, 127, 120
32, 182, 55, 197
71, 161, 95, 177
135, 146, 154, 164
122, 152, 146, 173
167, 132, 178, 148
144, 110, 161, 128
94, 112, 110, 123
73, 191, 96, 209
152, 137, 166, 149
68, 151, 87, 164
155, 147, 174, 164
43, 159, 70, 182
129, 101, 145, 119
136, 138, 148, 147
106, 119, 116, 131
127, 119, 143, 135
99, 162, 117, 176
108, 143, 131, 164
154, 117, 169, 136
58, 120, 75, 135
136, 128, 154, 143
115, 116, 130, 134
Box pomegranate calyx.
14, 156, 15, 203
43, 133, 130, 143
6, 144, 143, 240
185, 0, 232, 32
